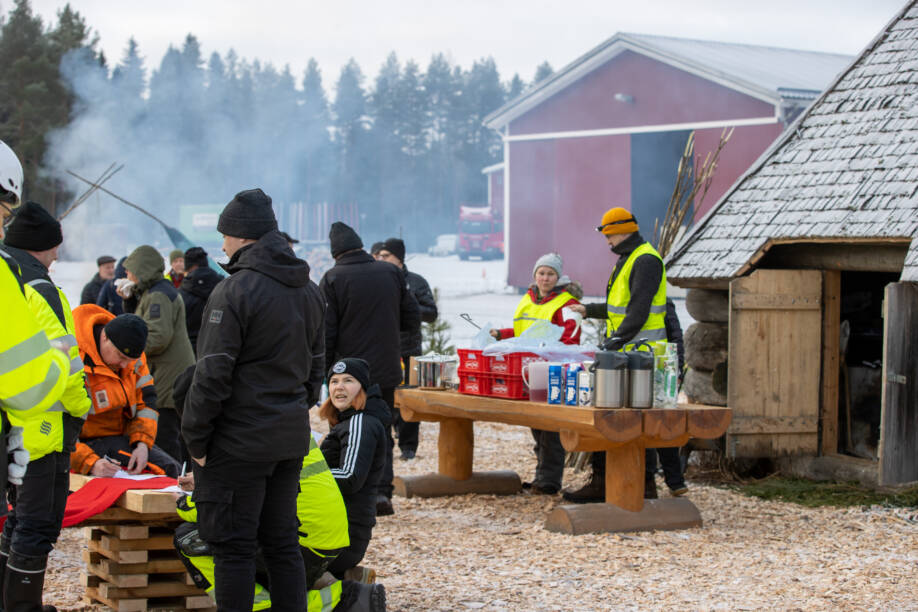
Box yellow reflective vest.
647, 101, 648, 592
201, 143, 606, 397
14, 282, 91, 461
0, 250, 69, 432
512, 290, 576, 337
606, 242, 667, 352
297, 436, 350, 552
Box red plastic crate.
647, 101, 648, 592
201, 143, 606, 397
458, 372, 491, 396
488, 374, 528, 400
457, 348, 486, 373
486, 352, 541, 375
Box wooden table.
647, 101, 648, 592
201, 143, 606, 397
69, 474, 214, 612
394, 389, 731, 534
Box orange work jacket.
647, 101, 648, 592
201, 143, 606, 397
71, 304, 158, 474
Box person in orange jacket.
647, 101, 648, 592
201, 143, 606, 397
71, 304, 181, 478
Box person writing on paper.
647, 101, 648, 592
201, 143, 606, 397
488, 253, 582, 495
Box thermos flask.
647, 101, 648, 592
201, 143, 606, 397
591, 350, 629, 408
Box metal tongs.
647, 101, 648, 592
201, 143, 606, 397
459, 313, 481, 330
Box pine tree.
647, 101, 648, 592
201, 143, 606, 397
422, 289, 454, 355
506, 73, 525, 100
533, 61, 554, 83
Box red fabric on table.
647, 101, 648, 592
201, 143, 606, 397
0, 476, 177, 530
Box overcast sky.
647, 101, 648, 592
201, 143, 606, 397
26, 0, 907, 86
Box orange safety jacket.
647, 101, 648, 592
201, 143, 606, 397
71, 304, 159, 474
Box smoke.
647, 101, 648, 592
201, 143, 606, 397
45, 41, 332, 262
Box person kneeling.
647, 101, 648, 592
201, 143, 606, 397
319, 359, 388, 581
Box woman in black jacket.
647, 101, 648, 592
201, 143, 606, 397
319, 358, 389, 580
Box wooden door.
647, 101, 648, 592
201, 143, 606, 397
879, 281, 918, 485
727, 269, 823, 457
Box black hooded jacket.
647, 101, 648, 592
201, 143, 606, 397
80, 272, 105, 306
182, 231, 326, 462
400, 266, 438, 357
178, 266, 224, 353
319, 385, 389, 537
319, 250, 420, 389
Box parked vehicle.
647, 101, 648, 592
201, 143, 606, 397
458, 205, 503, 260
428, 234, 458, 257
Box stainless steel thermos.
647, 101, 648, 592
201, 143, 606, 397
591, 350, 629, 408
626, 348, 654, 409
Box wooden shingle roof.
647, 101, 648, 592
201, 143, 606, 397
667, 1, 918, 284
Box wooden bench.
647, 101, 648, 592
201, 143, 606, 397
69, 474, 214, 612
394, 389, 731, 535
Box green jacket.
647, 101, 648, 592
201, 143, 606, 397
124, 246, 194, 411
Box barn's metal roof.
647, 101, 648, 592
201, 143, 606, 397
484, 33, 852, 129
666, 1, 918, 283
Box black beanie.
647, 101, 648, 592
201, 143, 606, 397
369, 241, 384, 256
103, 314, 148, 358
327, 358, 371, 390
329, 222, 363, 258
217, 188, 277, 239
183, 246, 208, 270
3, 201, 62, 251
382, 237, 406, 263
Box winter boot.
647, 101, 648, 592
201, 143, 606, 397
561, 470, 604, 504
375, 495, 394, 517
342, 565, 376, 585
4, 551, 55, 612
336, 580, 386, 612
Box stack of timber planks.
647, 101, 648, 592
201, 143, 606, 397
80, 524, 213, 612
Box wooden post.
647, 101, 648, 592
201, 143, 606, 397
438, 418, 473, 480
604, 441, 644, 512
820, 270, 841, 456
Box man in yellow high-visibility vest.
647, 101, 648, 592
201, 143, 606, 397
563, 206, 668, 504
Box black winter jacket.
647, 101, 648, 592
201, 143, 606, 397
179, 266, 224, 354
96, 258, 126, 315
320, 385, 389, 537
182, 231, 326, 462
319, 251, 420, 389
584, 233, 664, 349
400, 267, 438, 357
80, 273, 105, 306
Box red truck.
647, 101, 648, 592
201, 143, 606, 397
458, 205, 503, 260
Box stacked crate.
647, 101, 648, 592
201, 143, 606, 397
80, 524, 213, 612
457, 349, 541, 400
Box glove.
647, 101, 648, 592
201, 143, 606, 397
62, 414, 85, 453
7, 426, 29, 486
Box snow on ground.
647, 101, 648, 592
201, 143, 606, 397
53, 252, 694, 353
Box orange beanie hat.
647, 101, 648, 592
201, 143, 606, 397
597, 207, 639, 235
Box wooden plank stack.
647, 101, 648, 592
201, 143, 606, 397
80, 524, 214, 612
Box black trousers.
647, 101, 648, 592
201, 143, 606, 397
326, 531, 370, 580
155, 407, 186, 464
84, 436, 182, 477
530, 429, 565, 489
193, 445, 305, 612
395, 357, 420, 453
378, 387, 396, 499
2, 451, 69, 557
591, 447, 686, 491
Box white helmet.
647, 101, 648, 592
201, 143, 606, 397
0, 140, 23, 207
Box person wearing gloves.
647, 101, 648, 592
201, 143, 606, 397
0, 200, 93, 612
121, 245, 195, 462
318, 359, 388, 582
70, 305, 180, 478
373, 237, 438, 460
182, 188, 326, 612
562, 207, 668, 504
488, 252, 582, 495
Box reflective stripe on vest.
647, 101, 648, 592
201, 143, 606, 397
606, 242, 667, 351
1, 361, 64, 414
135, 374, 153, 388
512, 291, 574, 337
135, 407, 158, 421
0, 332, 50, 377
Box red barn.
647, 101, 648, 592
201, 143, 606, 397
484, 33, 852, 295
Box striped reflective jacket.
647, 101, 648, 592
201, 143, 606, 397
71, 304, 158, 474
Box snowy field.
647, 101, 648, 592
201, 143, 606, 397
50, 252, 693, 351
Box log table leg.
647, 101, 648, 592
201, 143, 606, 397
393, 417, 522, 498
604, 442, 645, 512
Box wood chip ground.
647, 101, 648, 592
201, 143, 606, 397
46, 413, 917, 611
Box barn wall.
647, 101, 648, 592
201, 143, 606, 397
510, 50, 777, 135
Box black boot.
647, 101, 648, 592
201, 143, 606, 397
561, 470, 605, 503
4, 551, 55, 612
336, 580, 387, 611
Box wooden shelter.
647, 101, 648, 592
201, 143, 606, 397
666, 2, 918, 485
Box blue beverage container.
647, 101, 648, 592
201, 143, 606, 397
548, 363, 563, 404
565, 364, 581, 405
